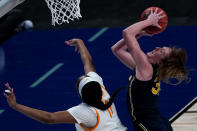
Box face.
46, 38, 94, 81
147, 46, 171, 64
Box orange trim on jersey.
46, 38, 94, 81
101, 85, 114, 118
81, 108, 100, 131
100, 85, 110, 96
109, 106, 113, 114
107, 109, 112, 118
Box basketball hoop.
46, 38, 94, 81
44, 0, 82, 26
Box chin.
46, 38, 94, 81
147, 53, 152, 57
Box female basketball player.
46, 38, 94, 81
111, 8, 189, 131
4, 39, 127, 131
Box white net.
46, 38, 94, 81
44, 0, 82, 26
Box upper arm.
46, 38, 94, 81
50, 111, 77, 124
123, 32, 153, 80
111, 39, 136, 70
67, 104, 97, 128
84, 60, 96, 75
115, 51, 136, 70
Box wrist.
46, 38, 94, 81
145, 19, 153, 26
11, 103, 19, 110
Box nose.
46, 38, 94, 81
155, 47, 160, 50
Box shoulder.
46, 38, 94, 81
67, 103, 97, 126
67, 103, 94, 113
135, 63, 153, 81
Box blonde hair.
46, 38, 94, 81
157, 47, 189, 85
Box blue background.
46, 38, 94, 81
0, 27, 196, 130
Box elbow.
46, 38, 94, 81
111, 45, 119, 56
111, 45, 116, 54
122, 29, 135, 39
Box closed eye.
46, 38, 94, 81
160, 49, 165, 55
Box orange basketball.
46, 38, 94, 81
140, 7, 168, 34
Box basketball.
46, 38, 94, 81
140, 7, 168, 34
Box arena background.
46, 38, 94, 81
0, 0, 197, 131
18, 0, 197, 28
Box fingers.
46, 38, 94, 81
65, 41, 69, 45
156, 8, 166, 18
65, 39, 73, 45
159, 15, 166, 19
65, 39, 78, 45
154, 8, 158, 14
5, 82, 13, 93
158, 10, 163, 15
150, 8, 153, 14
3, 92, 9, 99
156, 24, 162, 29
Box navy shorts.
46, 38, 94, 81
133, 116, 173, 131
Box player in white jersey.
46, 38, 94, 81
4, 38, 127, 131
68, 71, 127, 131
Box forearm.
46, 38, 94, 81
111, 32, 145, 55
123, 19, 152, 36
13, 104, 53, 124
77, 41, 96, 74
122, 20, 152, 53
78, 42, 92, 65
111, 39, 136, 69
111, 39, 126, 53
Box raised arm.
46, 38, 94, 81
122, 8, 165, 80
111, 31, 151, 70
4, 83, 77, 124
111, 39, 136, 70
66, 39, 96, 74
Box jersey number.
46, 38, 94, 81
152, 77, 160, 95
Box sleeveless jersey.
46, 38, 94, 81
128, 64, 160, 120
127, 65, 173, 131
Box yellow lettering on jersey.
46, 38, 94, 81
152, 77, 160, 95
129, 75, 132, 81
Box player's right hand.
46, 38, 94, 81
66, 39, 84, 53
147, 8, 166, 28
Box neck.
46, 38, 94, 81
148, 56, 155, 64
147, 55, 160, 65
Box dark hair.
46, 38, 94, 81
158, 47, 190, 85
81, 81, 126, 110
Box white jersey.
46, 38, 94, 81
67, 72, 127, 131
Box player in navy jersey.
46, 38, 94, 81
111, 8, 189, 131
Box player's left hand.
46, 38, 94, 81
3, 83, 18, 109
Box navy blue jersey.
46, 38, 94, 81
127, 65, 173, 131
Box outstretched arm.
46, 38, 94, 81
66, 39, 96, 74
4, 83, 77, 124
